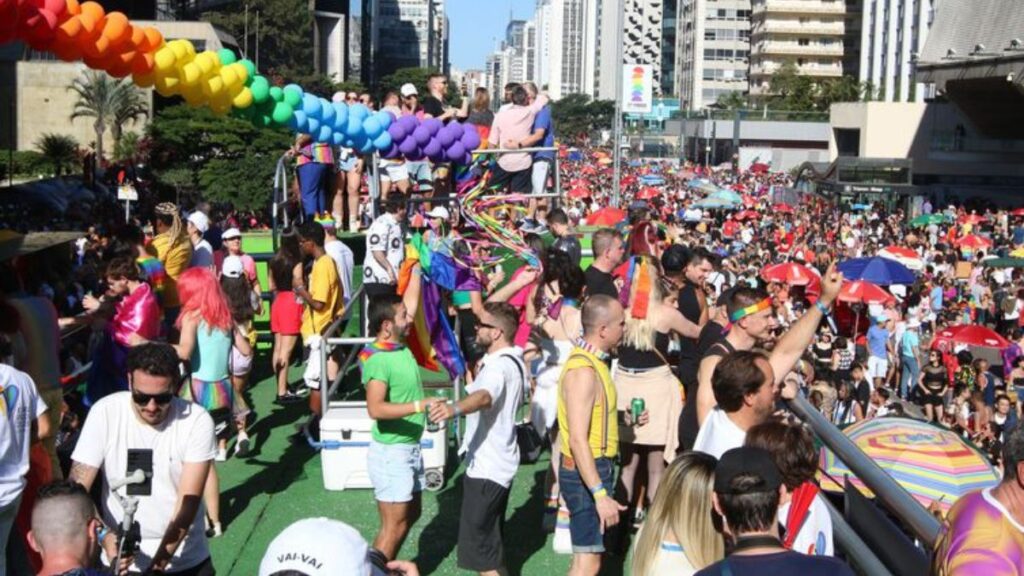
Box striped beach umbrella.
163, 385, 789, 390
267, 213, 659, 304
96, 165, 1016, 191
819, 417, 999, 512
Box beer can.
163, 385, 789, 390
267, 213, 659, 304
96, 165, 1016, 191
631, 397, 645, 424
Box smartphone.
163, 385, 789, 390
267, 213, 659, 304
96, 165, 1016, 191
126, 448, 154, 496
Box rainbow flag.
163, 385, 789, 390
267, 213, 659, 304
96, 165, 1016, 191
357, 341, 406, 372
398, 238, 465, 379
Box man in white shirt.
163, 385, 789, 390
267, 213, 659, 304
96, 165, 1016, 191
186, 212, 214, 270
70, 343, 215, 574
429, 302, 526, 575
0, 362, 50, 576
363, 195, 407, 298
322, 219, 355, 306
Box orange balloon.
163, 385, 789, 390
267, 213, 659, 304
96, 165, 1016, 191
102, 12, 130, 48
65, 0, 82, 16
131, 50, 154, 76
140, 27, 162, 52
133, 70, 156, 88
78, 1, 105, 24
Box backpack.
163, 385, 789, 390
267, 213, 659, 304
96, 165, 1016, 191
1001, 290, 1017, 315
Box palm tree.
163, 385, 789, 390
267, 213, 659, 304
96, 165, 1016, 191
68, 70, 149, 170
34, 133, 79, 176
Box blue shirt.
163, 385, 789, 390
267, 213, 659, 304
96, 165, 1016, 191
867, 325, 889, 359
900, 329, 919, 357
931, 286, 944, 311
532, 105, 555, 160
1013, 226, 1024, 245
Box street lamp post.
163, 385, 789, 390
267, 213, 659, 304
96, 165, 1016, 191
611, 0, 625, 208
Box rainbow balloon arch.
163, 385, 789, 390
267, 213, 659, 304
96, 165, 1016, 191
0, 0, 483, 164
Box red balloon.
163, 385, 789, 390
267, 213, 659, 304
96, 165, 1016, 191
131, 50, 154, 75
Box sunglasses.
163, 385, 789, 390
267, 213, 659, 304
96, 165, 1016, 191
132, 389, 174, 406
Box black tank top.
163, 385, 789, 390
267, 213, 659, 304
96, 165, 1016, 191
922, 365, 947, 394
618, 331, 671, 370
678, 337, 738, 450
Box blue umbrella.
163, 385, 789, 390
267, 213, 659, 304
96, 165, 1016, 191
837, 257, 916, 286
710, 189, 743, 204
694, 197, 737, 210
640, 175, 665, 185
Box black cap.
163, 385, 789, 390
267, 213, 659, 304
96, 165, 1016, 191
714, 447, 783, 495
661, 244, 690, 274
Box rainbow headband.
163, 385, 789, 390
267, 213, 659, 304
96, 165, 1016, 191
726, 297, 772, 330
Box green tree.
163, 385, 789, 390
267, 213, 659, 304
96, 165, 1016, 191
68, 70, 149, 164
34, 133, 79, 176
378, 67, 463, 108
113, 131, 141, 162
203, 0, 313, 80
145, 104, 293, 210
550, 94, 615, 142
761, 62, 874, 112
714, 91, 748, 110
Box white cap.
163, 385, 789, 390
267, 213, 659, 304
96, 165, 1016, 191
425, 206, 450, 220
222, 227, 242, 241
259, 518, 374, 576
222, 255, 245, 279
400, 83, 418, 97
187, 211, 209, 234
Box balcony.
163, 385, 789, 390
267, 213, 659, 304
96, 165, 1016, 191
755, 42, 844, 56
752, 0, 846, 15
752, 22, 845, 36
751, 62, 843, 77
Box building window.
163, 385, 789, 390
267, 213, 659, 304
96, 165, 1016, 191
798, 38, 810, 46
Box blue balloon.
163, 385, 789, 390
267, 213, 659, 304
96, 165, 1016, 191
359, 138, 375, 154
346, 116, 364, 138
332, 103, 348, 129
308, 117, 322, 134
363, 117, 382, 139
350, 134, 368, 151
350, 104, 369, 120
317, 125, 333, 143
377, 111, 393, 130
320, 99, 335, 124
302, 93, 321, 117
332, 131, 345, 146
288, 110, 308, 133
412, 125, 431, 146
372, 131, 393, 151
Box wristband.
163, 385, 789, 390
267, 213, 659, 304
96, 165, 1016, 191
453, 403, 463, 417
589, 483, 607, 498
414, 400, 422, 414
814, 300, 831, 315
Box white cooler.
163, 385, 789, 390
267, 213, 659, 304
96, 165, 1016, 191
320, 401, 450, 491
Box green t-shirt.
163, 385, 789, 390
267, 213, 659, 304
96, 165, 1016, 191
362, 348, 425, 444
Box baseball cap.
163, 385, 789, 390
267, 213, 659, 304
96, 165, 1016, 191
714, 446, 783, 495
425, 206, 450, 220
222, 228, 242, 241
259, 518, 384, 576
222, 255, 245, 279
400, 83, 418, 97
187, 211, 209, 234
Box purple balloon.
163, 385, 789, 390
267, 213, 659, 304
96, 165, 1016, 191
460, 152, 473, 165
437, 126, 456, 148
448, 122, 465, 138
388, 122, 408, 143
461, 129, 482, 151
383, 142, 401, 159
447, 141, 466, 160
422, 118, 442, 136
423, 137, 443, 159
412, 125, 432, 146
399, 137, 420, 157
406, 146, 425, 161
398, 114, 418, 132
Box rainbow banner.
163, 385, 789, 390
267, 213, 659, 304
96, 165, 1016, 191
621, 64, 653, 114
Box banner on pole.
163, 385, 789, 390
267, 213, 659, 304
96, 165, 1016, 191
622, 64, 654, 114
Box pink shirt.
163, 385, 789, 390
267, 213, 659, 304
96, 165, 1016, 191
488, 95, 550, 172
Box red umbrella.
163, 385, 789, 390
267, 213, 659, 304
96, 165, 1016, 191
957, 234, 994, 250
742, 194, 758, 207
933, 325, 1010, 350
1011, 208, 1024, 217
773, 204, 795, 214
761, 262, 819, 287
568, 187, 590, 199
750, 162, 770, 174
959, 214, 987, 225
734, 210, 760, 221
636, 187, 660, 200
838, 280, 894, 305
587, 207, 627, 227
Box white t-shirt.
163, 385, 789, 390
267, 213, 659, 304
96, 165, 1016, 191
693, 408, 746, 459
460, 347, 526, 488
71, 393, 217, 572
325, 238, 355, 305
646, 539, 698, 575
189, 239, 214, 269
363, 213, 404, 286
779, 493, 834, 556
0, 364, 46, 507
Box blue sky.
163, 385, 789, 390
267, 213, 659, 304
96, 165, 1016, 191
446, 0, 535, 70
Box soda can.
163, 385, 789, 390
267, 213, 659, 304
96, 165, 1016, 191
631, 397, 645, 424
426, 388, 449, 432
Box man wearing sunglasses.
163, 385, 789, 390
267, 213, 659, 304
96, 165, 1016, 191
70, 343, 216, 575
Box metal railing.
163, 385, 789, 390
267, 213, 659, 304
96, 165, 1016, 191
318, 286, 367, 418
272, 154, 292, 252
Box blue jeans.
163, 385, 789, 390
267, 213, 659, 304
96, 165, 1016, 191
559, 456, 616, 554
297, 162, 329, 218
900, 355, 920, 399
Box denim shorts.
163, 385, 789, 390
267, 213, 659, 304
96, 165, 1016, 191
558, 456, 616, 554
367, 440, 424, 503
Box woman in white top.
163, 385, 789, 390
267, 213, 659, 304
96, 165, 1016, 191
631, 452, 723, 576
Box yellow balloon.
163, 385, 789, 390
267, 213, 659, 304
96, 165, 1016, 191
154, 47, 175, 72
231, 62, 249, 86
154, 74, 179, 97
232, 87, 254, 109
180, 62, 202, 86
219, 65, 239, 88
168, 40, 188, 61
182, 40, 197, 59
195, 52, 216, 76
133, 71, 156, 88
203, 75, 224, 98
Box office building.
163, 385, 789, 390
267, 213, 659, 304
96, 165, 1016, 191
312, 0, 351, 81
858, 0, 933, 102
749, 0, 848, 95
595, 0, 663, 100
362, 0, 449, 87
662, 0, 678, 95
676, 0, 752, 110
534, 0, 554, 88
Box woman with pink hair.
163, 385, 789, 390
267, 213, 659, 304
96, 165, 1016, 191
131, 266, 236, 538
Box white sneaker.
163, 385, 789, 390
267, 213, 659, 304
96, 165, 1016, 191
234, 434, 251, 458
215, 447, 228, 462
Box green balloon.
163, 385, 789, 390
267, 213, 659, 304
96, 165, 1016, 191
217, 48, 237, 66
282, 85, 302, 108
269, 86, 284, 103
272, 101, 294, 125
250, 76, 270, 103
239, 59, 257, 85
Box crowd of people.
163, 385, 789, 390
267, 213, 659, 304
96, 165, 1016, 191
4, 69, 1024, 575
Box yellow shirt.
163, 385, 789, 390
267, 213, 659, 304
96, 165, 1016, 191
557, 347, 618, 459
301, 254, 343, 342
148, 233, 192, 308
